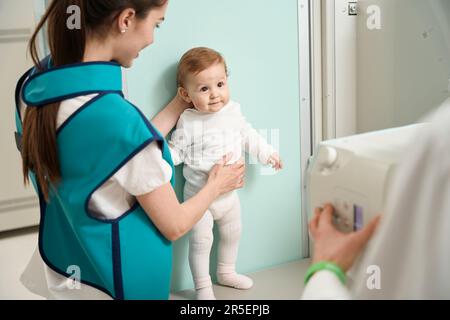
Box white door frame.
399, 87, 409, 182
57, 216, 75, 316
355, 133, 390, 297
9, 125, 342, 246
298, 0, 314, 258
301, 0, 358, 256
321, 0, 358, 139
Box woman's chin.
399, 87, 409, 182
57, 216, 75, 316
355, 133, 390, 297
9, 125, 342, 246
121, 60, 134, 68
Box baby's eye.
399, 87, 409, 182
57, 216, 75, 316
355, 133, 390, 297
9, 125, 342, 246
218, 82, 225, 88
156, 24, 161, 29
201, 87, 209, 92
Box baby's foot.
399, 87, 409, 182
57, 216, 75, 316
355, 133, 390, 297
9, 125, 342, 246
217, 273, 253, 290
196, 286, 216, 300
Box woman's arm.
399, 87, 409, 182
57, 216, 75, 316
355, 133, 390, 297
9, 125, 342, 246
151, 94, 190, 137
137, 156, 245, 241
137, 182, 217, 241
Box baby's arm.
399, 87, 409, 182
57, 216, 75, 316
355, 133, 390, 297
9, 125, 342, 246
241, 117, 283, 170
168, 119, 188, 166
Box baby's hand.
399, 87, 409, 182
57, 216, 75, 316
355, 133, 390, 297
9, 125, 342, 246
268, 153, 283, 171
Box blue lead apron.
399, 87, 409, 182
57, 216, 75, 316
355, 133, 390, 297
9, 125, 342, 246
15, 59, 175, 300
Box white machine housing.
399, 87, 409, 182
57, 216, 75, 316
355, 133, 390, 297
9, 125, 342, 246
306, 124, 427, 233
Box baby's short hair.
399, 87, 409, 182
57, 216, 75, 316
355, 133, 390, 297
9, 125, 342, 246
177, 47, 228, 87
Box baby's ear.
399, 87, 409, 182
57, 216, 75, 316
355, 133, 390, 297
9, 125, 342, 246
178, 87, 192, 104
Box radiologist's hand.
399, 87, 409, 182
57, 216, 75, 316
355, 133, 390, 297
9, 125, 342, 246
309, 204, 381, 272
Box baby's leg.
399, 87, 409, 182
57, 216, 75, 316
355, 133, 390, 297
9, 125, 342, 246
189, 210, 216, 300
215, 195, 253, 290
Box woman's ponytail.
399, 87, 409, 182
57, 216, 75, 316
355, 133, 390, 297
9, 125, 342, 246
29, 0, 87, 69
24, 0, 88, 201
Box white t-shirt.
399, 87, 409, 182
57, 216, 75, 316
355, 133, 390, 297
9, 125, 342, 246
20, 94, 172, 300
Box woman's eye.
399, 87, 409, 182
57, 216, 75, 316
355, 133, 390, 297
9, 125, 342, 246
201, 87, 208, 92
156, 24, 161, 29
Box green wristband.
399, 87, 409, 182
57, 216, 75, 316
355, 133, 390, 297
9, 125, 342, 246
304, 261, 346, 285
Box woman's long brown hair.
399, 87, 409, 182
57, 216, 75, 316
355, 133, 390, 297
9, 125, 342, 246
23, 0, 167, 201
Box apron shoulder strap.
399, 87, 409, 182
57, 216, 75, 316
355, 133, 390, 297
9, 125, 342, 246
14, 56, 52, 153
14, 67, 33, 153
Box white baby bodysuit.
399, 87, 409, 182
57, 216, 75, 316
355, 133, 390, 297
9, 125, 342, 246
169, 100, 276, 299
168, 100, 275, 192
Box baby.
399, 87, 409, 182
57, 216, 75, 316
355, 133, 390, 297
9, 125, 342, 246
169, 47, 283, 300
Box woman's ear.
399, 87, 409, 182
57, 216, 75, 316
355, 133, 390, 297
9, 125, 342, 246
117, 8, 136, 33
178, 87, 192, 103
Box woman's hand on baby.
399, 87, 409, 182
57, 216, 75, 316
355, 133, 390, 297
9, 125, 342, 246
268, 153, 283, 170
174, 92, 192, 111
309, 204, 381, 272
208, 153, 246, 197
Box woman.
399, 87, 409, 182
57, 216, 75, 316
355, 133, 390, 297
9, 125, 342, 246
17, 0, 244, 300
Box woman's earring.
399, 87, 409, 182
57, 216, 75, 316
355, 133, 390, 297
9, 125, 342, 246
121, 29, 127, 34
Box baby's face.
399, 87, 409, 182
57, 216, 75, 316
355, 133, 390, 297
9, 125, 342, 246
182, 63, 230, 113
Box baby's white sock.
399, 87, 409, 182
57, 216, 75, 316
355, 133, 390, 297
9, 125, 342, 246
194, 276, 216, 300
217, 263, 253, 290
217, 273, 253, 289
196, 286, 216, 300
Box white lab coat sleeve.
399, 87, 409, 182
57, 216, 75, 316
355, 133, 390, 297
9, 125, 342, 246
168, 119, 188, 166
240, 117, 276, 165
301, 270, 352, 300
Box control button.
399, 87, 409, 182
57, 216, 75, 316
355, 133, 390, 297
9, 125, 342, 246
317, 146, 338, 168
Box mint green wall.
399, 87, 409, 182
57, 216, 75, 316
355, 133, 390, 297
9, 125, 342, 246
127, 0, 303, 292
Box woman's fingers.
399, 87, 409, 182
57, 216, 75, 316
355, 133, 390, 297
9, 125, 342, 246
235, 157, 245, 165
231, 159, 245, 168
231, 159, 245, 176
219, 152, 233, 165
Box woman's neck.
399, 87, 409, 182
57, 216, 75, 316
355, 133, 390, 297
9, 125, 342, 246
83, 38, 114, 63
